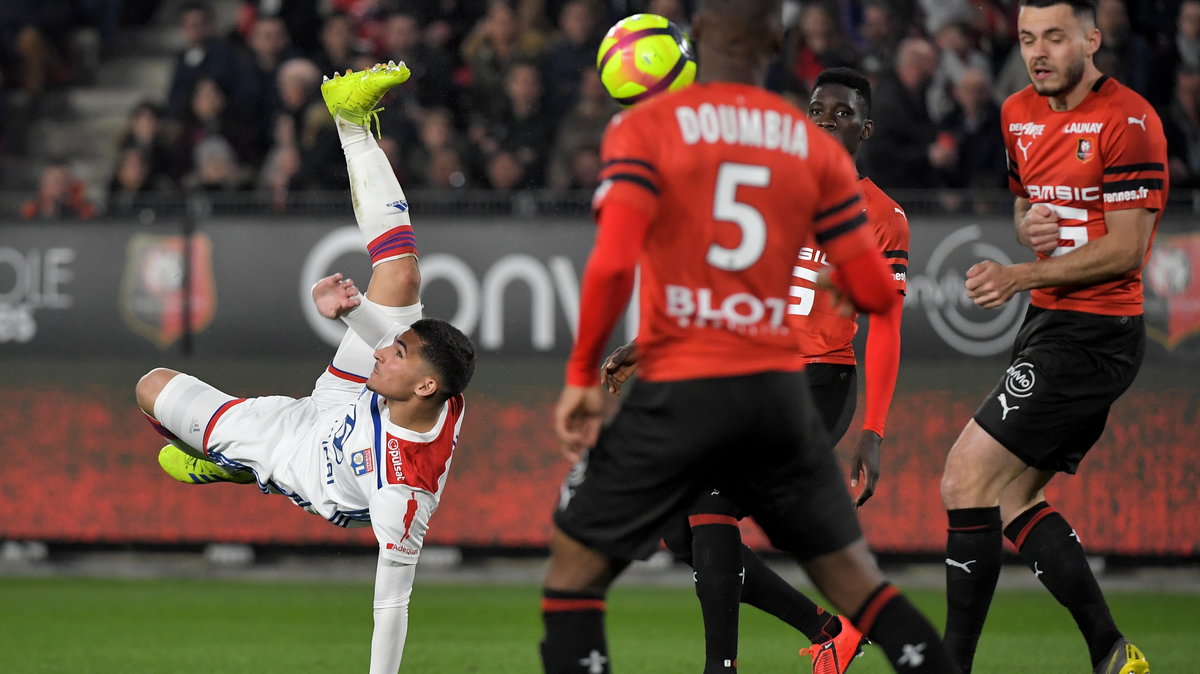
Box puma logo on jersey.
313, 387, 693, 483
998, 393, 1020, 420
946, 558, 977, 573
1016, 137, 1033, 161
1127, 114, 1147, 130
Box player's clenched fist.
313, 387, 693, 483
1018, 203, 1060, 255
965, 260, 1023, 309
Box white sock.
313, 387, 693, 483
346, 145, 416, 265
336, 115, 374, 159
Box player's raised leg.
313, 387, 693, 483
135, 368, 255, 485
317, 61, 427, 389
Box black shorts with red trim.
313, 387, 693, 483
554, 370, 862, 562
973, 305, 1144, 474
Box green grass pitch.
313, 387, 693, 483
0, 577, 1193, 672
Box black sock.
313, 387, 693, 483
738, 544, 841, 643
690, 515, 743, 672
540, 589, 609, 673
852, 582, 955, 672
1004, 502, 1123, 667
944, 506, 1002, 673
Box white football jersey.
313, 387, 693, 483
267, 389, 465, 563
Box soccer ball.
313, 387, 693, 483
596, 14, 696, 107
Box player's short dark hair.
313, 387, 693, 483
813, 67, 872, 117
1020, 0, 1097, 24
410, 318, 475, 401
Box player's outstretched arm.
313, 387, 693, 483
369, 556, 416, 673
312, 273, 361, 319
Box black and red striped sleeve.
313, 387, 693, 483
593, 112, 661, 219
1100, 100, 1168, 212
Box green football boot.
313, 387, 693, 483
157, 444, 255, 485
320, 61, 411, 125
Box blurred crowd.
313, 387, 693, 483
6, 0, 1200, 220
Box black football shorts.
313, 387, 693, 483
973, 305, 1144, 474
554, 370, 862, 562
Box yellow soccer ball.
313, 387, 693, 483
596, 14, 696, 107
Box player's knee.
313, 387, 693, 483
940, 468, 977, 510
136, 368, 179, 415
544, 528, 618, 594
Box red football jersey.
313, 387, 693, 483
790, 176, 909, 364
589, 82, 877, 383
1002, 76, 1168, 315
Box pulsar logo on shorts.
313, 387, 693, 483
1008, 122, 1045, 137
1127, 114, 1147, 130
387, 200, 409, 212
351, 448, 374, 476
1004, 361, 1036, 398
385, 436, 404, 484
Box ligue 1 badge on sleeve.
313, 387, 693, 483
120, 233, 217, 348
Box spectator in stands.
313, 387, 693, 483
461, 0, 546, 118
165, 2, 252, 120
856, 0, 907, 79
1153, 0, 1200, 105
928, 16, 991, 122
182, 136, 253, 194
236, 0, 323, 56
859, 37, 946, 192
312, 11, 362, 77
470, 59, 555, 188
484, 149, 526, 190
273, 57, 347, 190
1094, 0, 1157, 99
0, 0, 80, 99
257, 142, 302, 211
106, 147, 176, 220
782, 3, 860, 95
378, 10, 458, 111
21, 160, 96, 220
244, 15, 303, 134
541, 0, 603, 118
427, 146, 471, 189
1163, 66, 1200, 189
116, 102, 175, 188
938, 67, 1006, 212
403, 107, 471, 187
169, 76, 259, 182
546, 68, 615, 191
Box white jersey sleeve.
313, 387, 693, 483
370, 557, 415, 674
